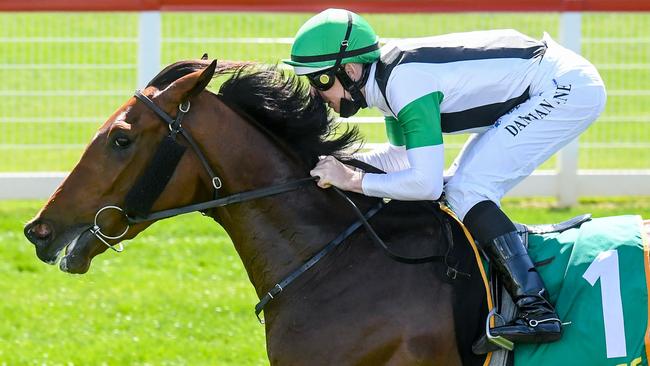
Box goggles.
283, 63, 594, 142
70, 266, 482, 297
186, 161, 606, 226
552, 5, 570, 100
306, 69, 337, 91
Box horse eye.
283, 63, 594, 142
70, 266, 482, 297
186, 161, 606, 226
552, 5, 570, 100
113, 136, 132, 149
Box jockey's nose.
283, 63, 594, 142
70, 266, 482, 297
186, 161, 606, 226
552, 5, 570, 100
24, 219, 54, 247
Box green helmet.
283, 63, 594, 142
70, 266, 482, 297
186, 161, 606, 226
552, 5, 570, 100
283, 8, 380, 75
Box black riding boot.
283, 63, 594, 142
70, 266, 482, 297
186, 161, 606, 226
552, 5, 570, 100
463, 200, 562, 344
483, 231, 562, 343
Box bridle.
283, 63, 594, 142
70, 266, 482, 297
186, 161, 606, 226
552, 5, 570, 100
89, 89, 321, 252
134, 89, 224, 193
89, 89, 223, 252
89, 88, 461, 322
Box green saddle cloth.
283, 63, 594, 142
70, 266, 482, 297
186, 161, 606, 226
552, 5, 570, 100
514, 215, 649, 366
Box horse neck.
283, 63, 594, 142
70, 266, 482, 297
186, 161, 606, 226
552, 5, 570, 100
197, 95, 360, 296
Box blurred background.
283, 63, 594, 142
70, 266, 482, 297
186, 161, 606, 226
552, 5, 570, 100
0, 1, 649, 365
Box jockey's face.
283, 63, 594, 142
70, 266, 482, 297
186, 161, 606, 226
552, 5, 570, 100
310, 63, 363, 115
313, 78, 349, 114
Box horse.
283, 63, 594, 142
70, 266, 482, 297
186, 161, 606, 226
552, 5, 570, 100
24, 59, 650, 365
23, 59, 490, 365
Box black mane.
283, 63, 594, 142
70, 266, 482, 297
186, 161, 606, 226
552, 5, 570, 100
148, 60, 362, 168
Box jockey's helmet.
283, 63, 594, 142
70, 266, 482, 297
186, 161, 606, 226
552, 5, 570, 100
283, 8, 381, 76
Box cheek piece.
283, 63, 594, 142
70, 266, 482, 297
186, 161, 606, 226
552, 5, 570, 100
124, 135, 187, 217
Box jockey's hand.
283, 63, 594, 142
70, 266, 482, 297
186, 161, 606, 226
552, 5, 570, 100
310, 156, 364, 193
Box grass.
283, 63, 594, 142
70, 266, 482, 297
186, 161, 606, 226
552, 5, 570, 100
0, 12, 649, 171
0, 200, 267, 365
2, 197, 650, 364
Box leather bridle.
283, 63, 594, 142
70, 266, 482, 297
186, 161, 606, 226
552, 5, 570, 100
88, 90, 320, 252
131, 89, 222, 203
89, 89, 459, 322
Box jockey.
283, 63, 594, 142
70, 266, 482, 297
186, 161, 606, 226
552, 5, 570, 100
283, 8, 606, 345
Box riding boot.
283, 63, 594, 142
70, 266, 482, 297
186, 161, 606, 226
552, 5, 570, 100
483, 231, 562, 343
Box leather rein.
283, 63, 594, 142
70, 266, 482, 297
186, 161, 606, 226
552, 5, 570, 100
92, 90, 458, 323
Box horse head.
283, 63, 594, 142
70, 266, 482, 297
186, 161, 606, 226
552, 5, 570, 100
23, 60, 223, 274
24, 59, 359, 276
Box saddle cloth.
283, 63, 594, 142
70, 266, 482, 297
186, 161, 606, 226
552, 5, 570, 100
481, 215, 650, 366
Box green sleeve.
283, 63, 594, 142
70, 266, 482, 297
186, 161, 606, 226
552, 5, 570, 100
384, 116, 405, 146
396, 91, 444, 149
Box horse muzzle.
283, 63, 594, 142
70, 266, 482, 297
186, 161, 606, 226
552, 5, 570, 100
24, 217, 97, 273
24, 218, 55, 249
25, 218, 82, 264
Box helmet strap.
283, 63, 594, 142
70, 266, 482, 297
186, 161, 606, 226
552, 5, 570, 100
336, 67, 366, 117
335, 63, 371, 118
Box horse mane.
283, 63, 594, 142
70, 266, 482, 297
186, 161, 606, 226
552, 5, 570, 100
147, 60, 362, 168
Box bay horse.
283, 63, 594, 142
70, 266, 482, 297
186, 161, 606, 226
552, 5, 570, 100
24, 59, 492, 365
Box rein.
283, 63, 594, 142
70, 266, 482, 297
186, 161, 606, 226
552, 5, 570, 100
254, 186, 462, 323
127, 177, 317, 224
93, 88, 460, 324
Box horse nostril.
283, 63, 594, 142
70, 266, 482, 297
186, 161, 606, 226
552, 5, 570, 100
25, 220, 54, 244
32, 223, 52, 239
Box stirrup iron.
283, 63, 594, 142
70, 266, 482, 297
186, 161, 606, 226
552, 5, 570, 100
486, 308, 514, 351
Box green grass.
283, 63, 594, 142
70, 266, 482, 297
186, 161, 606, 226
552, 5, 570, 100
2, 197, 650, 364
0, 69, 137, 91
0, 200, 267, 365
0, 43, 138, 64
0, 13, 138, 37
4, 95, 129, 118
0, 11, 649, 171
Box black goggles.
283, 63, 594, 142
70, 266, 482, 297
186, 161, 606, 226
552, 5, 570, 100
306, 69, 337, 91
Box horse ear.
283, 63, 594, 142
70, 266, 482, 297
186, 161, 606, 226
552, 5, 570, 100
186, 59, 217, 98
161, 59, 217, 104
201, 53, 208, 60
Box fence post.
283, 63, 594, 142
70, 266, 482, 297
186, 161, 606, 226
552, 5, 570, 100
556, 12, 581, 206
137, 11, 161, 89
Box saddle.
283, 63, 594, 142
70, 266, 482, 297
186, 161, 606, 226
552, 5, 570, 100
473, 213, 592, 366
